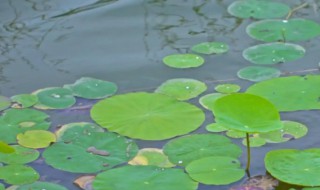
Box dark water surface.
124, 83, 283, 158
1, 0, 320, 189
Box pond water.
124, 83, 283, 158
1, 0, 320, 189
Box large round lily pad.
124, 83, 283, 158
90, 92, 205, 140
163, 54, 204, 68
0, 165, 39, 185
163, 134, 242, 166
237, 66, 281, 82
11, 94, 38, 108
191, 42, 229, 54
128, 148, 175, 168
155, 78, 207, 100
227, 0, 290, 19
93, 165, 198, 190
33, 87, 76, 109
17, 130, 56, 149
243, 43, 305, 65
186, 156, 245, 185
0, 145, 39, 164
246, 19, 320, 42
16, 181, 68, 190
265, 149, 320, 186
246, 75, 320, 111
64, 77, 117, 99
0, 96, 11, 111
212, 93, 283, 133
43, 131, 138, 173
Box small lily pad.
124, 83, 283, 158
64, 77, 117, 99
242, 136, 266, 147
33, 87, 76, 109
191, 42, 229, 54
17, 130, 56, 149
246, 19, 320, 42
163, 54, 204, 68
215, 84, 241, 94
265, 149, 320, 186
237, 66, 281, 82
0, 145, 39, 164
199, 93, 227, 110
128, 148, 175, 168
243, 43, 305, 65
93, 165, 198, 190
155, 78, 207, 100
16, 181, 68, 190
0, 141, 15, 153
11, 94, 38, 108
205, 123, 228, 133
227, 0, 290, 19
163, 134, 242, 166
0, 165, 39, 185
0, 96, 11, 111
226, 130, 247, 138
186, 156, 245, 185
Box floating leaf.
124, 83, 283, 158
215, 84, 241, 94
64, 77, 117, 99
33, 87, 76, 109
91, 92, 205, 140
227, 0, 290, 19
246, 19, 320, 42
242, 136, 266, 147
191, 42, 229, 54
16, 181, 68, 190
0, 96, 11, 111
186, 156, 245, 185
17, 130, 56, 149
212, 93, 283, 133
0, 165, 39, 185
163, 54, 204, 68
10, 94, 38, 108
226, 130, 247, 138
163, 134, 242, 166
43, 131, 138, 173
0, 184, 4, 190
243, 43, 305, 65
128, 148, 175, 168
74, 175, 95, 190
199, 93, 227, 110
237, 66, 281, 82
265, 149, 320, 186
0, 141, 15, 153
246, 75, 320, 111
93, 165, 198, 190
0, 145, 39, 164
205, 123, 228, 133
155, 78, 207, 100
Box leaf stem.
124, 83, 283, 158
286, 2, 308, 20
245, 132, 251, 178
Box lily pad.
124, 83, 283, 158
186, 156, 245, 185
16, 181, 68, 190
246, 19, 320, 42
191, 42, 229, 54
212, 93, 283, 133
128, 148, 175, 168
10, 94, 38, 108
43, 131, 138, 173
199, 93, 227, 110
227, 0, 290, 19
93, 165, 198, 190
243, 43, 305, 65
163, 54, 204, 68
226, 130, 247, 138
0, 184, 4, 190
215, 84, 241, 94
0, 165, 39, 185
64, 77, 117, 99
265, 149, 320, 186
90, 92, 205, 140
33, 87, 76, 109
163, 134, 242, 166
242, 136, 266, 147
0, 145, 39, 164
237, 66, 281, 82
205, 123, 228, 133
17, 130, 56, 149
0, 141, 15, 153
0, 96, 11, 111
246, 75, 320, 111
155, 78, 207, 100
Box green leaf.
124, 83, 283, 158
155, 78, 207, 100
242, 136, 266, 147
227, 0, 290, 19
243, 42, 305, 65
16, 181, 68, 190
237, 66, 281, 82
90, 92, 205, 140
64, 77, 117, 99
0, 145, 39, 164
226, 130, 247, 138
0, 96, 11, 111
128, 148, 175, 168
212, 93, 283, 133
0, 165, 39, 185
17, 130, 56, 149
246, 19, 320, 42
246, 75, 320, 111
163, 54, 204, 68
186, 156, 245, 185
0, 141, 15, 153
93, 165, 198, 190
163, 134, 242, 166
199, 93, 227, 110
205, 123, 228, 133
215, 84, 241, 94
33, 87, 76, 109
265, 149, 320, 186
10, 94, 38, 108
191, 42, 229, 54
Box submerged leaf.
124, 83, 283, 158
191, 42, 229, 54
215, 84, 241, 94
237, 66, 281, 82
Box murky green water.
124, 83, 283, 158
1, 0, 320, 189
